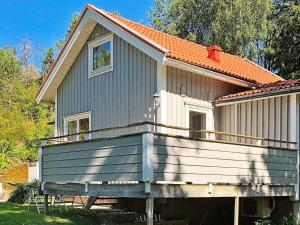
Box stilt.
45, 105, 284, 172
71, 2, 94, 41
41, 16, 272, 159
44, 194, 49, 215
234, 196, 239, 225
146, 197, 154, 225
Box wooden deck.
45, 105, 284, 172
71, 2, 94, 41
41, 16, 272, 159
40, 123, 297, 198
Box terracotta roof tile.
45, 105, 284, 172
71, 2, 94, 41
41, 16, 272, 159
217, 79, 300, 101
108, 13, 281, 84
36, 5, 283, 100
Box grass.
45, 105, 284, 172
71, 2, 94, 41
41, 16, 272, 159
0, 202, 104, 225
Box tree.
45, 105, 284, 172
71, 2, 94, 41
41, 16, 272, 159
148, 0, 272, 62
265, 2, 300, 79
56, 12, 80, 50
0, 48, 52, 170
41, 47, 54, 79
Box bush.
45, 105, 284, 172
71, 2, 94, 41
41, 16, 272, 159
7, 180, 39, 204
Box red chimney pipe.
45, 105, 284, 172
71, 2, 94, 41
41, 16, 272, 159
207, 45, 222, 63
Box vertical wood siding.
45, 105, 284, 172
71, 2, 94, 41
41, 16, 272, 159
57, 24, 157, 135
165, 66, 243, 132
218, 95, 291, 146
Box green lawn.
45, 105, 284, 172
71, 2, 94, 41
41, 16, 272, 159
0, 202, 104, 225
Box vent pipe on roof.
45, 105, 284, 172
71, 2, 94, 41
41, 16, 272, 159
207, 45, 222, 63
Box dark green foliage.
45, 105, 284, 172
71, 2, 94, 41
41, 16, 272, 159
7, 180, 39, 204
148, 0, 272, 62
148, 0, 299, 78
41, 47, 54, 78
265, 2, 300, 79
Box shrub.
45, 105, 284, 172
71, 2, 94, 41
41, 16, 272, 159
7, 179, 39, 204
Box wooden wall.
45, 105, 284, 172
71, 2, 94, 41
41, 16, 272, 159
217, 95, 293, 147
165, 66, 242, 131
153, 135, 297, 185
56, 24, 157, 136
42, 134, 143, 182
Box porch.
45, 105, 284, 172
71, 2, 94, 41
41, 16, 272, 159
39, 122, 297, 224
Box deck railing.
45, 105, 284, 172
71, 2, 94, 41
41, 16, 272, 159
41, 122, 297, 149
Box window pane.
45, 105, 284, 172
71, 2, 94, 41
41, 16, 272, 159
93, 41, 111, 70
79, 118, 89, 140
189, 111, 206, 139
67, 120, 77, 141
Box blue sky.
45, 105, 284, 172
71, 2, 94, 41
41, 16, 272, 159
0, 0, 154, 68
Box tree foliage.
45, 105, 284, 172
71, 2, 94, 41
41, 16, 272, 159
0, 48, 52, 170
265, 2, 300, 79
148, 0, 272, 62
148, 0, 299, 78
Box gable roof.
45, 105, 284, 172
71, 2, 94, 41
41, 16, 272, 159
215, 79, 300, 105
106, 13, 281, 85
36, 4, 282, 103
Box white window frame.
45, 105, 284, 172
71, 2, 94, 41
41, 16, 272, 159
88, 33, 114, 78
64, 111, 92, 141
185, 102, 214, 139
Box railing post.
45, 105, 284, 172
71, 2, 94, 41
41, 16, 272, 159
142, 128, 154, 189
143, 126, 154, 225
38, 140, 46, 183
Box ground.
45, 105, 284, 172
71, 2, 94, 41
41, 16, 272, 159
0, 202, 103, 225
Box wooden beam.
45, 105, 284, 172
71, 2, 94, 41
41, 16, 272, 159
44, 194, 49, 215
234, 196, 239, 225
44, 182, 295, 198
146, 197, 154, 225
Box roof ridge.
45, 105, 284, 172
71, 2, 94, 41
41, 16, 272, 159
107, 11, 281, 81
107, 12, 208, 50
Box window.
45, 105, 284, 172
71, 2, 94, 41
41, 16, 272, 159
185, 103, 214, 139
189, 111, 206, 138
64, 112, 91, 141
88, 34, 113, 77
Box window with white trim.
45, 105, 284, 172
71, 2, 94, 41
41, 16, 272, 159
185, 103, 214, 139
88, 34, 113, 77
64, 112, 91, 141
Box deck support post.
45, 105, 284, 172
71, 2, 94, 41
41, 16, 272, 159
146, 197, 154, 225
234, 196, 239, 225
44, 194, 49, 215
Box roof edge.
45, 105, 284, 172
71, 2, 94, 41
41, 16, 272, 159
164, 58, 257, 88
215, 86, 300, 106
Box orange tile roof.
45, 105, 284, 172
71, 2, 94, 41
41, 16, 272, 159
37, 5, 283, 100
106, 12, 281, 85
216, 79, 300, 102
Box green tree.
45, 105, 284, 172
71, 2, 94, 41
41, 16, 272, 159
265, 2, 300, 78
41, 47, 54, 79
148, 0, 272, 62
0, 48, 52, 170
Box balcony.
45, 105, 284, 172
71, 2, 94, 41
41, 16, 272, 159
40, 122, 297, 198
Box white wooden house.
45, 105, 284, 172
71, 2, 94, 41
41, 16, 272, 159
36, 4, 300, 225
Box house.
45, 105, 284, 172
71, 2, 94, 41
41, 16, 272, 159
36, 4, 300, 225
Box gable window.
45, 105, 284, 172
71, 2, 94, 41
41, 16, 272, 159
64, 112, 91, 141
88, 34, 113, 77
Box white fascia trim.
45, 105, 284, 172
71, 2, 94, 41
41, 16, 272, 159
86, 10, 166, 64
37, 8, 166, 103
156, 62, 167, 124
54, 90, 58, 137
163, 58, 255, 88
244, 58, 284, 81
215, 92, 295, 106
36, 15, 92, 103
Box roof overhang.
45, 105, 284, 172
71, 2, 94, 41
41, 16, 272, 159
215, 86, 300, 106
36, 5, 166, 103
163, 58, 256, 88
